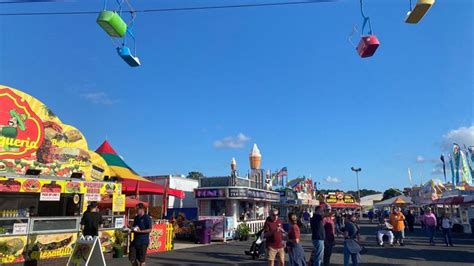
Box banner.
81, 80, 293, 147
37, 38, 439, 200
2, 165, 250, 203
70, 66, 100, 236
0, 85, 109, 181
147, 224, 166, 254
0, 235, 27, 264
453, 144, 461, 184
461, 151, 473, 185
28, 232, 77, 260
449, 154, 456, 185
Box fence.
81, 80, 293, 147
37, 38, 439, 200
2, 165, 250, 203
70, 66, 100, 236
237, 220, 266, 234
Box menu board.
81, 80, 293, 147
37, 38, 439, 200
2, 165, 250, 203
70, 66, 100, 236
67, 236, 106, 266
0, 176, 121, 195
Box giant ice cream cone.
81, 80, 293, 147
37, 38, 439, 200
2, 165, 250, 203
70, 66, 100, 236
231, 157, 237, 171
249, 144, 262, 170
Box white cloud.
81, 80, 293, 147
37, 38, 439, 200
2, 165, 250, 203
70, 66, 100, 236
416, 156, 425, 163
82, 92, 119, 105
431, 167, 444, 175
213, 133, 251, 149
325, 176, 341, 183
441, 126, 474, 151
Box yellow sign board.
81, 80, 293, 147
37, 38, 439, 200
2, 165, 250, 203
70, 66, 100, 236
28, 233, 77, 260
112, 194, 126, 212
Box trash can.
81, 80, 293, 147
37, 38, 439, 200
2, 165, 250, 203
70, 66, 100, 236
194, 220, 212, 244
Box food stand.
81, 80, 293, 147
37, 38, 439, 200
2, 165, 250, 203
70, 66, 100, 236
322, 192, 360, 210
95, 140, 183, 254
0, 85, 124, 264
195, 173, 280, 238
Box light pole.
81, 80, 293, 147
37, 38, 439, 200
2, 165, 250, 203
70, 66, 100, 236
351, 167, 362, 202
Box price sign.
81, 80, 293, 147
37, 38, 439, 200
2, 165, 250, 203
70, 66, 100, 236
40, 192, 61, 201
112, 194, 125, 212
13, 223, 28, 234
115, 218, 124, 229
85, 193, 101, 202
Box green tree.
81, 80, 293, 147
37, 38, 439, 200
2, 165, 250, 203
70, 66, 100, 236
382, 188, 402, 200
186, 171, 204, 180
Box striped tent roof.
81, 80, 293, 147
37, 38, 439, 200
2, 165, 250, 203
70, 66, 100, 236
96, 140, 149, 182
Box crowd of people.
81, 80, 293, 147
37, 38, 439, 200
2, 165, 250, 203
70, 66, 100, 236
262, 206, 363, 266
260, 205, 457, 266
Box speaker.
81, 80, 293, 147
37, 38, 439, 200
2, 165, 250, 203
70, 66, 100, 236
26, 169, 41, 176
71, 172, 83, 179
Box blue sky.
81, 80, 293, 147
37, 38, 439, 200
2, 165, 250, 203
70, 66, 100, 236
0, 0, 472, 192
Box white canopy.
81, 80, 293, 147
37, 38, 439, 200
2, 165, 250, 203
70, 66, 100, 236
374, 195, 413, 208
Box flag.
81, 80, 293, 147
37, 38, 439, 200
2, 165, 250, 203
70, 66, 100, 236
461, 151, 473, 185
453, 144, 461, 184
408, 168, 413, 186
440, 154, 447, 183
467, 146, 474, 177
449, 154, 456, 185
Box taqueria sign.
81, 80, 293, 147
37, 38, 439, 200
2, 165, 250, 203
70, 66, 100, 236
0, 85, 109, 180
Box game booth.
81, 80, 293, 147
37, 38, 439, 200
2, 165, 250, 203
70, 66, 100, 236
0, 85, 125, 264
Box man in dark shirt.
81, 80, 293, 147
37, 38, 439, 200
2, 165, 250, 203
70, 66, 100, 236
311, 206, 326, 266
263, 209, 285, 266
80, 202, 103, 237
129, 203, 153, 266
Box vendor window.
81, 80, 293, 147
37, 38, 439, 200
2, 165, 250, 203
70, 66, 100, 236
210, 200, 226, 216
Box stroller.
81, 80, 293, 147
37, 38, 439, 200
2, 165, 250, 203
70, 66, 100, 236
245, 228, 266, 260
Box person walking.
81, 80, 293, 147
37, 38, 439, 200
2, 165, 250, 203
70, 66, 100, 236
287, 212, 306, 266
264, 209, 285, 266
322, 206, 335, 266
367, 210, 374, 224
389, 207, 406, 246
441, 213, 454, 247
405, 210, 415, 233
310, 206, 326, 266
129, 203, 153, 266
343, 214, 360, 266
335, 210, 343, 237
80, 202, 103, 237
422, 207, 437, 246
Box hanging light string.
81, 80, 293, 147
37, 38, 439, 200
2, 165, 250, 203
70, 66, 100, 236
0, 0, 337, 16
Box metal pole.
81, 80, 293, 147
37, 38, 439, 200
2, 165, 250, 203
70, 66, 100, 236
356, 171, 360, 203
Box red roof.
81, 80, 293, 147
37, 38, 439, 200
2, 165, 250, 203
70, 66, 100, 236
96, 140, 118, 155
321, 202, 360, 209
121, 179, 185, 199
434, 196, 466, 205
